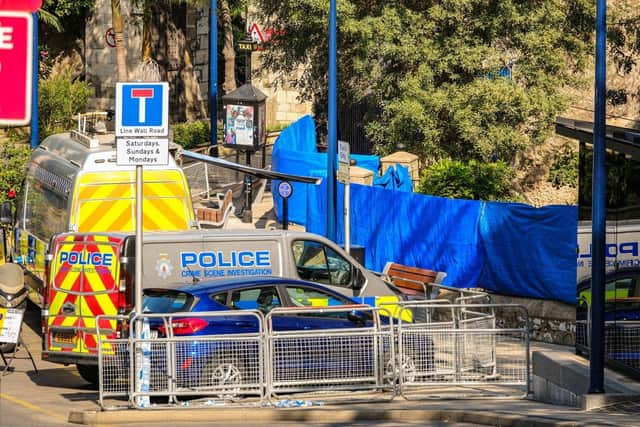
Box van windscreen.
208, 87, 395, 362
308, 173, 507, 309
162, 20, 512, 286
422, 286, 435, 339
142, 289, 196, 313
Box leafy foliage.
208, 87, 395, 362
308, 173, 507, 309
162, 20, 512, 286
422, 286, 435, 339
172, 121, 225, 148
548, 146, 578, 189
256, 0, 595, 200
172, 120, 211, 149
417, 159, 516, 201
0, 141, 30, 204
39, 56, 94, 140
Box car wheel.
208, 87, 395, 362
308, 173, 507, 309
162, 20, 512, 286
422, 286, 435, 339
203, 355, 243, 399
385, 351, 417, 385
76, 363, 99, 386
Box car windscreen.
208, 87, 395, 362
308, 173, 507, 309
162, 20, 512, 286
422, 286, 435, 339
142, 289, 196, 313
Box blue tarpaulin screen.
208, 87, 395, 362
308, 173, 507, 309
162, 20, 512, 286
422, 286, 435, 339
271, 116, 578, 303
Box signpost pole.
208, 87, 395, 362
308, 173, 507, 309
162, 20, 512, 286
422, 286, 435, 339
29, 11, 38, 148
135, 165, 143, 316
344, 179, 350, 253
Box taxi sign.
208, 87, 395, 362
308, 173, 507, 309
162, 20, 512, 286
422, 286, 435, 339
0, 11, 32, 126
115, 82, 169, 137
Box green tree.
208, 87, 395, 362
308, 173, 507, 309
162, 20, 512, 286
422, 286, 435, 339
256, 0, 595, 198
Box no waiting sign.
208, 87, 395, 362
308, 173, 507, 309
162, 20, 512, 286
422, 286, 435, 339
0, 11, 32, 126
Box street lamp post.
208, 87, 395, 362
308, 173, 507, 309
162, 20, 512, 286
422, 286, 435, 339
209, 0, 218, 154
589, 0, 606, 394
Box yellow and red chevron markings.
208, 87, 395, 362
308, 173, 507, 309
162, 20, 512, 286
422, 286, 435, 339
71, 170, 194, 233
47, 234, 122, 355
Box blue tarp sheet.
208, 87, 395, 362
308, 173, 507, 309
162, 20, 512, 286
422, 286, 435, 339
271, 116, 578, 303
271, 115, 380, 225
373, 164, 413, 192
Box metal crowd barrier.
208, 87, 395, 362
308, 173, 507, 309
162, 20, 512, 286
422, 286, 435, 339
576, 299, 640, 378
98, 311, 266, 409
394, 302, 530, 399
97, 314, 132, 410
264, 305, 395, 403
97, 301, 531, 409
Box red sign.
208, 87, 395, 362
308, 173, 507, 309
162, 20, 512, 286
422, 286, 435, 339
0, 0, 42, 12
0, 11, 32, 126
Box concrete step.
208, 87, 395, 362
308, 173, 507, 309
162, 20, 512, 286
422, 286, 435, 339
532, 350, 640, 409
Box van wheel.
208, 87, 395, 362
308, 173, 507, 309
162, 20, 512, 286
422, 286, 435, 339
203, 355, 243, 399
76, 364, 99, 386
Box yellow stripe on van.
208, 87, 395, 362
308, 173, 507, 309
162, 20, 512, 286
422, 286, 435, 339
71, 170, 194, 232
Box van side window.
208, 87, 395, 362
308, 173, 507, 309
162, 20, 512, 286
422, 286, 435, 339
20, 173, 68, 241
292, 240, 352, 286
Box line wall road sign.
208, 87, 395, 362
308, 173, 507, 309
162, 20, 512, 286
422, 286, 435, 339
0, 11, 32, 126
0, 0, 42, 12
115, 82, 169, 137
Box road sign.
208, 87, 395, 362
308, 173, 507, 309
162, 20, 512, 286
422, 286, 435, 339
337, 140, 350, 183
116, 138, 169, 166
115, 82, 169, 137
0, 0, 42, 12
0, 11, 32, 126
277, 180, 293, 199
249, 23, 265, 44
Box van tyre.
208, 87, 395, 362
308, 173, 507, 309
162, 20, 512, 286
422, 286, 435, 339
203, 355, 243, 399
77, 364, 99, 386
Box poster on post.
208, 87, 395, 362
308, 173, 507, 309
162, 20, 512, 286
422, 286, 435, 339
224, 104, 255, 147
0, 308, 24, 344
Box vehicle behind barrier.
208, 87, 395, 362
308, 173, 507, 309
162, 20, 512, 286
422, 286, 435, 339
42, 229, 410, 383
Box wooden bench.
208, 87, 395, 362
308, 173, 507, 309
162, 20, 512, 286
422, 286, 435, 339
381, 262, 447, 298
194, 189, 234, 228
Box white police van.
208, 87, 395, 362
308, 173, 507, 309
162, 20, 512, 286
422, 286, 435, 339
140, 229, 398, 300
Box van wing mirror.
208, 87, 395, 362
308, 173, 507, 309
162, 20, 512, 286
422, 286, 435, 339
0, 201, 12, 224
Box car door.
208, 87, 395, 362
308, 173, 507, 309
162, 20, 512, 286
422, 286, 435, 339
279, 284, 373, 376
225, 286, 301, 331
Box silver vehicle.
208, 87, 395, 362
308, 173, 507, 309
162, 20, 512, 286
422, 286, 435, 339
140, 229, 398, 299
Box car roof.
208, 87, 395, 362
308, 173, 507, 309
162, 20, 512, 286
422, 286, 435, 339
161, 276, 347, 297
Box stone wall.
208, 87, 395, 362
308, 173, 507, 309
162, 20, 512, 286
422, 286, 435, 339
85, 0, 144, 110
489, 294, 576, 345
86, 1, 312, 127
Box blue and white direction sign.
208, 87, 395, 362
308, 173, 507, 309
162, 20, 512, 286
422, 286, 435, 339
277, 180, 293, 199
115, 82, 169, 137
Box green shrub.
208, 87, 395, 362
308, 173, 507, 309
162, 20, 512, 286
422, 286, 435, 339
0, 141, 30, 203
39, 57, 93, 140
548, 146, 578, 188
172, 120, 211, 149
417, 159, 517, 201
